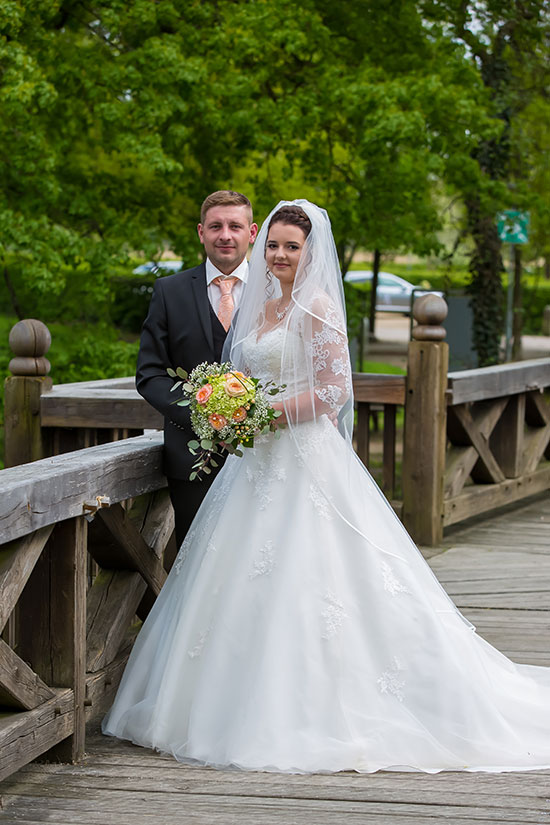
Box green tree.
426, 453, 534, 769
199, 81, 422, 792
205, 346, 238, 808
0, 0, 264, 320
421, 0, 550, 364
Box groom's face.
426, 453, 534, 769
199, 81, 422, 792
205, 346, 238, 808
198, 205, 258, 275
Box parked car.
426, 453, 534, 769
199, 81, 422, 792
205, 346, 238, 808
132, 260, 184, 276
344, 270, 443, 314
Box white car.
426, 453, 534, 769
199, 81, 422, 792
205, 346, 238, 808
344, 270, 443, 314
133, 260, 184, 276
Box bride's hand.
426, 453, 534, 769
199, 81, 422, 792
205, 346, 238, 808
272, 401, 287, 426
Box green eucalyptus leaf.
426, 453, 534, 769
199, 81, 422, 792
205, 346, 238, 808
201, 439, 213, 450
176, 367, 188, 379
167, 368, 176, 377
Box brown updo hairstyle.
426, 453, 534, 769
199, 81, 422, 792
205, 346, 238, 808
267, 205, 312, 238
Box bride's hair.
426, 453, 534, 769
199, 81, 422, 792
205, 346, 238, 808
268, 205, 312, 237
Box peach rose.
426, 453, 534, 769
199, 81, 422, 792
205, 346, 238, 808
196, 384, 213, 405
208, 413, 227, 431
225, 376, 247, 397
232, 406, 247, 423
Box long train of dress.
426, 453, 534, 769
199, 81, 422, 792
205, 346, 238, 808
103, 329, 550, 773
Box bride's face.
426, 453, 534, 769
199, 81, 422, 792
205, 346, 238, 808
266, 223, 305, 286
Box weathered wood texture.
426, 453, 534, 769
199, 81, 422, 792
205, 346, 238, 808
3, 376, 52, 467
0, 433, 165, 544
447, 358, 550, 404
1, 494, 549, 824
402, 341, 449, 545
0, 434, 173, 782
10, 355, 549, 546
352, 373, 405, 405
444, 385, 550, 530
41, 388, 163, 429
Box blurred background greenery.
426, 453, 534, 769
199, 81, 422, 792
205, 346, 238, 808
2, 0, 550, 466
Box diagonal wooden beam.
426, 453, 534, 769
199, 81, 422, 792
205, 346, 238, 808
445, 399, 508, 493
134, 491, 175, 619
444, 445, 479, 498
94, 504, 167, 596
526, 390, 550, 427
523, 392, 550, 473
0, 525, 54, 633
0, 638, 55, 710
86, 570, 146, 673
523, 427, 550, 474
451, 402, 507, 484
129, 488, 175, 558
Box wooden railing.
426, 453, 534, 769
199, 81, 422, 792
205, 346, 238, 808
0, 433, 172, 782
444, 360, 550, 526
1, 307, 550, 780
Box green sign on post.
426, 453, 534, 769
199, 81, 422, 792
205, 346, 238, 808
497, 210, 530, 362
497, 210, 530, 245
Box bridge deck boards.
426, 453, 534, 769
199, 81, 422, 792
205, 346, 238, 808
1, 493, 549, 824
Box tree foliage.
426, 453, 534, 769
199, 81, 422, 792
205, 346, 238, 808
1, 0, 549, 364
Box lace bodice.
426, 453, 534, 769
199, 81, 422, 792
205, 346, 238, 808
241, 326, 288, 386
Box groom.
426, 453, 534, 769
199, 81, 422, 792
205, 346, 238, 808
136, 191, 258, 549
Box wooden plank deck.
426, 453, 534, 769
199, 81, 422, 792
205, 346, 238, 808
1, 492, 550, 825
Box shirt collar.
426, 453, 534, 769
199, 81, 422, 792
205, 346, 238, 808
206, 257, 249, 286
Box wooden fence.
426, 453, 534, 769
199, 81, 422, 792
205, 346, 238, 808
1, 303, 549, 779
0, 433, 172, 782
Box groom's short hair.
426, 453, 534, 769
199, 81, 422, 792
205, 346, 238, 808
200, 191, 253, 224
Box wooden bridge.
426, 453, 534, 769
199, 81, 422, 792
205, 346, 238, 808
1, 492, 549, 824
1, 302, 549, 822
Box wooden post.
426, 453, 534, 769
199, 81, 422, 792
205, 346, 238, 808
402, 295, 449, 546
4, 319, 52, 467
16, 517, 88, 763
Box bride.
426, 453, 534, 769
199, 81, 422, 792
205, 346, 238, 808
103, 200, 550, 774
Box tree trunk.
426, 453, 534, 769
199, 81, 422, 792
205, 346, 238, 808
368, 248, 381, 342
511, 245, 523, 360
3, 267, 24, 320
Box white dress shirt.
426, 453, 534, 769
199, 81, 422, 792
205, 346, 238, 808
206, 258, 248, 318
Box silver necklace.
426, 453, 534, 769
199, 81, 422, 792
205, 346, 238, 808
275, 299, 291, 321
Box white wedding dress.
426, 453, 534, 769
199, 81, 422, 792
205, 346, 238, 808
103, 325, 550, 774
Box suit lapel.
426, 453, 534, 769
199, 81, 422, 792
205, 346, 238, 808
190, 263, 214, 352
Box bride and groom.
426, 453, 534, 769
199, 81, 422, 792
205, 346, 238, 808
104, 194, 550, 774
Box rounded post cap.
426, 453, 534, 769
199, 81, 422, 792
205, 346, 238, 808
8, 319, 52, 376
412, 294, 448, 341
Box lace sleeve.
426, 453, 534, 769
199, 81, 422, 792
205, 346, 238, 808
309, 306, 352, 415
277, 297, 352, 426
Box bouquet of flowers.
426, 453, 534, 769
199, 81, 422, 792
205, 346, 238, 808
168, 362, 285, 480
